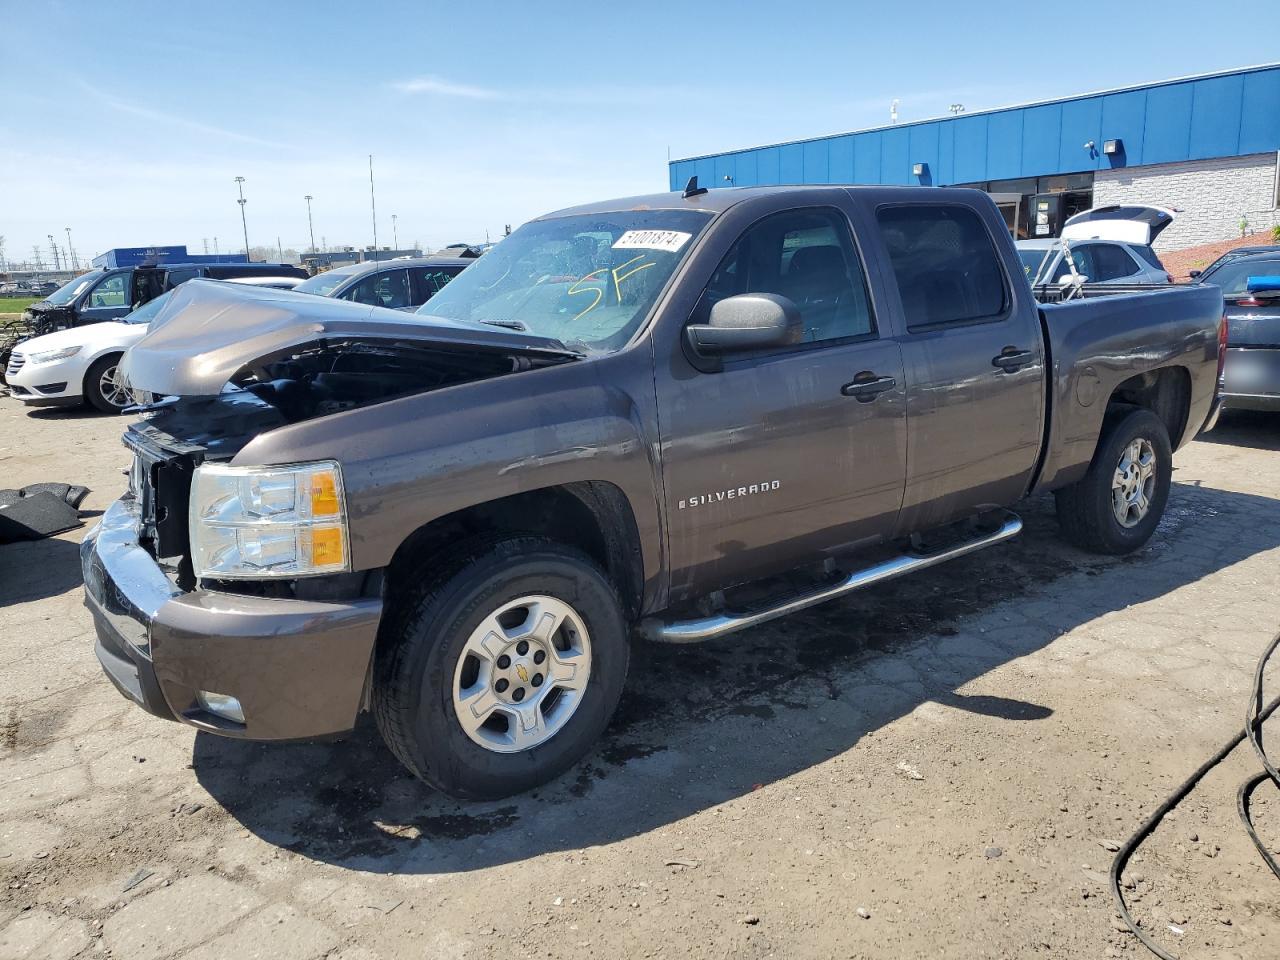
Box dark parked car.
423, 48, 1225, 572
86, 185, 1223, 800
22, 262, 308, 336
1189, 244, 1280, 280
293, 257, 469, 309
1197, 250, 1280, 411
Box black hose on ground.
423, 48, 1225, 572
1109, 632, 1280, 959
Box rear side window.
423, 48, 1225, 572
412, 266, 462, 299
876, 205, 1007, 329
344, 269, 411, 309
1131, 245, 1165, 270
1089, 244, 1140, 281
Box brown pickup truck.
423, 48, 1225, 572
83, 184, 1225, 799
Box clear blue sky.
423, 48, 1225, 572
2, 0, 1276, 263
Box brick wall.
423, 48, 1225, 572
1093, 152, 1279, 252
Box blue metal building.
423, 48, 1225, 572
668, 64, 1280, 249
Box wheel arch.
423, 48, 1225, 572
383, 481, 646, 622
1103, 364, 1192, 451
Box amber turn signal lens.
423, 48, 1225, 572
309, 525, 346, 568
309, 470, 341, 518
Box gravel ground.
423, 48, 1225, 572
2, 397, 1280, 960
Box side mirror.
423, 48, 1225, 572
685, 293, 803, 360
1188, 269, 1201, 279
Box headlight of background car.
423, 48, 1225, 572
189, 461, 350, 579
28, 344, 82, 363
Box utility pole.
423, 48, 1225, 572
234, 176, 250, 259
213, 237, 219, 254
391, 214, 398, 251
64, 227, 78, 270
368, 155, 378, 262
32, 245, 43, 271
304, 195, 316, 252
277, 236, 283, 261
47, 236, 61, 271
0, 235, 7, 272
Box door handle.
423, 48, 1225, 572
841, 374, 896, 401
992, 348, 1035, 371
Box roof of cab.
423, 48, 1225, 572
321, 255, 473, 279
537, 184, 993, 220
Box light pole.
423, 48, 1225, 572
47, 235, 61, 271
234, 176, 250, 259
391, 214, 399, 251
304, 195, 316, 253
64, 227, 78, 270
368, 155, 379, 262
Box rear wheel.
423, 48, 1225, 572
373, 536, 629, 800
1055, 408, 1172, 554
84, 354, 130, 413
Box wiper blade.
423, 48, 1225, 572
477, 318, 528, 331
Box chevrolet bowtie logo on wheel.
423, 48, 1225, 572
516, 665, 529, 683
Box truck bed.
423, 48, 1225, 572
1031, 283, 1223, 493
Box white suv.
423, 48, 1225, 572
5, 276, 300, 413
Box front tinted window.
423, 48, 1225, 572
1202, 258, 1280, 296
693, 207, 874, 343
417, 210, 711, 351
344, 269, 411, 308
88, 273, 129, 308
877, 205, 1007, 328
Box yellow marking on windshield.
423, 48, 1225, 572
567, 268, 607, 320
611, 256, 655, 303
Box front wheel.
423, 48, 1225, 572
373, 537, 629, 800
1054, 408, 1172, 555
84, 353, 130, 413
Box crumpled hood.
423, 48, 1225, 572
119, 278, 579, 396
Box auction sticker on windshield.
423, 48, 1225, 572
612, 230, 692, 253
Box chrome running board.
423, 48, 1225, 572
639, 512, 1023, 644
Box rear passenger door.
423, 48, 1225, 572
870, 202, 1045, 535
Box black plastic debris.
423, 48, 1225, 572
0, 484, 92, 543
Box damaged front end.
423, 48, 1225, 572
115, 279, 581, 588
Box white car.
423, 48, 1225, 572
1016, 204, 1175, 287
5, 276, 301, 413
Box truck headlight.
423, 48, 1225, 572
28, 344, 81, 363
189, 461, 351, 579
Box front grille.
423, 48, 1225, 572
6, 352, 25, 378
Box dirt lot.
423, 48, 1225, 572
2, 397, 1280, 960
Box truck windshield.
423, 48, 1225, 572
42, 272, 101, 305
415, 210, 711, 350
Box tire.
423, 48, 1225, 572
84, 354, 129, 413
1055, 408, 1172, 555
373, 536, 629, 800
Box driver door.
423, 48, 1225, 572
656, 205, 908, 601
78, 271, 134, 323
